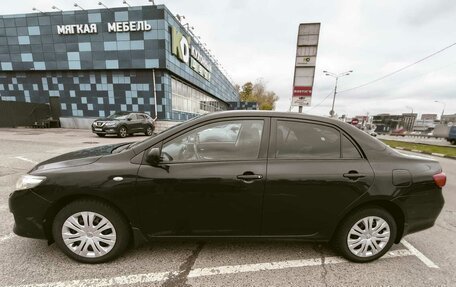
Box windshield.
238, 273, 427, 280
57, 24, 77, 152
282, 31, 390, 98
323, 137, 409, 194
107, 112, 130, 120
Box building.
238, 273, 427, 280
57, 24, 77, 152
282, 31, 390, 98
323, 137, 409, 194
372, 114, 402, 133
413, 119, 435, 134
0, 4, 240, 129
421, 114, 437, 121
441, 114, 456, 125
400, 113, 417, 132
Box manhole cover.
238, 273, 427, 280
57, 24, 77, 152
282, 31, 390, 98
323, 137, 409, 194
82, 141, 99, 144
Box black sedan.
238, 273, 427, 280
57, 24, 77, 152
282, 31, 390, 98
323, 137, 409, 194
92, 111, 155, 138
10, 111, 446, 263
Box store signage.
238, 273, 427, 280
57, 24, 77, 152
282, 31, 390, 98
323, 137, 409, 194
291, 86, 312, 106
291, 23, 320, 107
171, 26, 212, 81
57, 21, 151, 35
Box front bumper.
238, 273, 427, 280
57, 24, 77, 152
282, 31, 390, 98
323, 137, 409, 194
9, 189, 52, 240
92, 126, 118, 134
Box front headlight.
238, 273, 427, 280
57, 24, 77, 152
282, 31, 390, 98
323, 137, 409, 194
105, 121, 116, 127
15, 175, 46, 191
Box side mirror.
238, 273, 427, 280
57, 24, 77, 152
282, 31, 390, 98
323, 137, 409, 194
146, 147, 161, 165
127, 118, 132, 121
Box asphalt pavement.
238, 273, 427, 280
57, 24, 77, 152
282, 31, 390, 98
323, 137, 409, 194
0, 128, 455, 287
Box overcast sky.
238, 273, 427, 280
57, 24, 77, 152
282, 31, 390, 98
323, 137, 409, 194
4, 0, 456, 118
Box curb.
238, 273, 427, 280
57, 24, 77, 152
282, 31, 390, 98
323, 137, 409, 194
393, 147, 456, 160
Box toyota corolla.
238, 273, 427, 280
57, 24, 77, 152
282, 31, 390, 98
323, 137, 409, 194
9, 111, 446, 263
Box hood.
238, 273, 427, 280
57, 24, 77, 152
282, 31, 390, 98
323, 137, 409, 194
30, 143, 130, 172
94, 117, 119, 122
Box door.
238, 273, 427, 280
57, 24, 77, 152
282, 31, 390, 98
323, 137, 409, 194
262, 119, 374, 238
127, 113, 142, 132
136, 118, 269, 237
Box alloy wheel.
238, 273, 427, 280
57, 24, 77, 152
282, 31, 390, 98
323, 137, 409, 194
346, 216, 390, 257
61, 211, 117, 258
119, 127, 127, 138
146, 126, 153, 136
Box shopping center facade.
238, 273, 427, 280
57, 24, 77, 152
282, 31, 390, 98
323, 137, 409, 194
0, 4, 242, 128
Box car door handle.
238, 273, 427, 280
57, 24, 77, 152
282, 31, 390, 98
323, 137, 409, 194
343, 172, 366, 180
237, 174, 263, 181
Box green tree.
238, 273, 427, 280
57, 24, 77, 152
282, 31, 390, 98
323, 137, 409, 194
238, 79, 278, 110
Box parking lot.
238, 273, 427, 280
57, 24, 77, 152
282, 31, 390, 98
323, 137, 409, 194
1, 128, 455, 287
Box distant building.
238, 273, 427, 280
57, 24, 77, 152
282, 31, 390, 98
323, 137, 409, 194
372, 114, 402, 133
400, 113, 417, 132
421, 114, 438, 121
441, 114, 456, 125
413, 119, 435, 134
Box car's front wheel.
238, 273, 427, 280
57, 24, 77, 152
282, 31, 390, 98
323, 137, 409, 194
332, 207, 396, 263
52, 199, 130, 263
117, 126, 128, 138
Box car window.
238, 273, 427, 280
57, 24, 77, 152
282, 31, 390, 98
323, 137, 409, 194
128, 114, 137, 120
161, 120, 264, 162
107, 112, 129, 120
276, 120, 340, 159
342, 135, 362, 158
137, 114, 145, 120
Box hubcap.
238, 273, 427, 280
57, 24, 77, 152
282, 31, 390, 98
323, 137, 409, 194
120, 128, 126, 137
147, 127, 152, 135
61, 211, 116, 258
347, 216, 390, 257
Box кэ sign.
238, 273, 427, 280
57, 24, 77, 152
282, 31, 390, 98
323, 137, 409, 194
171, 27, 212, 81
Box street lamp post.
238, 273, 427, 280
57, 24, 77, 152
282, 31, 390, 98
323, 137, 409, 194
323, 70, 353, 117
434, 100, 446, 124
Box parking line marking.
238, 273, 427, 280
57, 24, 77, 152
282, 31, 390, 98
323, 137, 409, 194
3, 249, 413, 287
188, 249, 413, 278
14, 156, 38, 165
0, 233, 15, 244
401, 239, 439, 268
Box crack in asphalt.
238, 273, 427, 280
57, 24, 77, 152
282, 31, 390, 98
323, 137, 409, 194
161, 242, 205, 287
313, 244, 329, 287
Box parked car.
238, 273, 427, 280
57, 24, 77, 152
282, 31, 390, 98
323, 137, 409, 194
10, 111, 446, 264
91, 111, 155, 138
391, 128, 407, 137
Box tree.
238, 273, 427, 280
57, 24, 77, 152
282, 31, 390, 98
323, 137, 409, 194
238, 79, 278, 110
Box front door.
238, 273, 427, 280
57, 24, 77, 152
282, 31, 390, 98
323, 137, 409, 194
262, 119, 374, 238
136, 118, 269, 237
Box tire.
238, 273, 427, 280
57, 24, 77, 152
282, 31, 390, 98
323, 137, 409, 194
52, 199, 130, 264
450, 139, 456, 145
145, 125, 154, 136
117, 126, 128, 138
332, 207, 397, 263
96, 133, 105, 137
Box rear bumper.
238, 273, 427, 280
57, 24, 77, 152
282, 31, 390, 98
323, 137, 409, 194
393, 188, 444, 238
9, 189, 51, 240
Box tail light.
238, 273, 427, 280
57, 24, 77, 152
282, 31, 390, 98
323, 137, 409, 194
433, 172, 446, 188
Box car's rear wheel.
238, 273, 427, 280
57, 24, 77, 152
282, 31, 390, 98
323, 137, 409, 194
96, 133, 105, 137
332, 207, 396, 263
145, 125, 154, 136
117, 126, 128, 138
52, 199, 130, 264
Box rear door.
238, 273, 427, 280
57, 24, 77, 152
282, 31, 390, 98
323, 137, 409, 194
262, 118, 374, 238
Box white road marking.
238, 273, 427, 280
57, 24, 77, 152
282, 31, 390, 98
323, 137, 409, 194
401, 239, 439, 268
3, 249, 413, 287
14, 156, 38, 165
188, 249, 413, 278
0, 233, 15, 244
